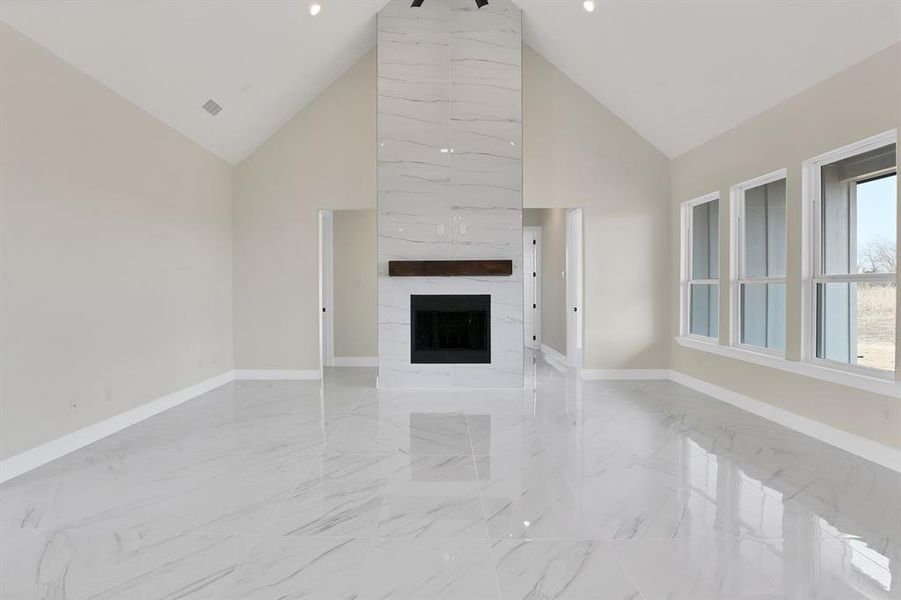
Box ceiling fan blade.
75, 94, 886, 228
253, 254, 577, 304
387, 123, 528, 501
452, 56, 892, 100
410, 0, 488, 7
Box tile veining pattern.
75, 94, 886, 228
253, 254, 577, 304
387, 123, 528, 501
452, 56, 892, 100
377, 0, 524, 388
2, 357, 900, 599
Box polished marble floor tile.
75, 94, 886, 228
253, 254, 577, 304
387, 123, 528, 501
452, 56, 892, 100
143, 464, 298, 536
219, 536, 370, 600
2, 360, 900, 599
357, 537, 498, 600
491, 539, 640, 600
0, 528, 247, 600
612, 536, 787, 599
0, 445, 240, 532
264, 453, 397, 538
378, 491, 488, 539
377, 455, 488, 539
322, 412, 411, 455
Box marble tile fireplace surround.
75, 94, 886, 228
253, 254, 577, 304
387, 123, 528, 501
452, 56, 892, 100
377, 0, 523, 388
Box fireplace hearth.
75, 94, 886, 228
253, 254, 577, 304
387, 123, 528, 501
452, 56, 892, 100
411, 295, 490, 364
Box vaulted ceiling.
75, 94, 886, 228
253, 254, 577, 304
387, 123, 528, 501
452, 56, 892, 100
2, 0, 899, 163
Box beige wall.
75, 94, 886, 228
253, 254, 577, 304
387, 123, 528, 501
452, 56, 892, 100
524, 208, 567, 355
232, 49, 376, 370
0, 25, 234, 459
670, 43, 901, 448
523, 47, 671, 370
4, 18, 896, 461
233, 46, 671, 372
333, 209, 377, 358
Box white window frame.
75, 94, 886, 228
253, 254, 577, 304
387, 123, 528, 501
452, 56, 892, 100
680, 192, 720, 342
729, 169, 788, 356
801, 129, 898, 380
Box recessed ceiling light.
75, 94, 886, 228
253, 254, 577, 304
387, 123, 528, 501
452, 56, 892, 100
583, 0, 595, 12
309, 3, 321, 16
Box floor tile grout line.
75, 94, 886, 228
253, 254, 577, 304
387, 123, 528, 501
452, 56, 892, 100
465, 413, 504, 600
606, 540, 650, 600
352, 395, 392, 598
187, 380, 340, 598
216, 378, 375, 597
309, 379, 367, 456
352, 535, 380, 599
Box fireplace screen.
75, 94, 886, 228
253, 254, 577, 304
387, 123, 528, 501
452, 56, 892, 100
411, 295, 490, 364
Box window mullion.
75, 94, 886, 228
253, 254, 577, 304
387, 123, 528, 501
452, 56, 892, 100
814, 273, 896, 284
739, 276, 786, 285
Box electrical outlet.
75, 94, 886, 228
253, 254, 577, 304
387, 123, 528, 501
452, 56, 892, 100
882, 408, 891, 423
104, 385, 112, 404
69, 398, 78, 414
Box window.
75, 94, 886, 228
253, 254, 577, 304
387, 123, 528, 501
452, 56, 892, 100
807, 133, 897, 374
731, 171, 787, 353
682, 193, 720, 339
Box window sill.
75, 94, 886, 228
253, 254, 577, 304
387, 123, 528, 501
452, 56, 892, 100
674, 336, 900, 398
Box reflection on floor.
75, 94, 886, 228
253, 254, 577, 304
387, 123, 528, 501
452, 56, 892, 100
2, 352, 899, 599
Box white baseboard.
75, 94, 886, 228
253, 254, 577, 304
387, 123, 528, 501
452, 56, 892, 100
0, 366, 328, 483
670, 371, 901, 474
576, 366, 900, 472
581, 368, 673, 380
540, 344, 568, 373
4, 363, 896, 483
332, 356, 378, 367
233, 369, 321, 380
0, 371, 234, 484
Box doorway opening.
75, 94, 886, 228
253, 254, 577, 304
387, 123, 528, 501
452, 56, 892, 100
522, 208, 583, 371
318, 209, 378, 375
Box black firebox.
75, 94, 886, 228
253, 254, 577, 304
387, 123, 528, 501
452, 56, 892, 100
411, 295, 490, 364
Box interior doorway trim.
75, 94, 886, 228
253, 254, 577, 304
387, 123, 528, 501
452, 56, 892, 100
319, 209, 335, 369
523, 226, 542, 350
566, 208, 584, 369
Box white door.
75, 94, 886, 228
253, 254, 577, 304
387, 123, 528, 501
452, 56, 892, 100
565, 209, 583, 368
523, 227, 540, 349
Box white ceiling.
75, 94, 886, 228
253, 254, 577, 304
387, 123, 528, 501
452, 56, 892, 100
2, 0, 899, 163
520, 0, 901, 157
0, 0, 384, 164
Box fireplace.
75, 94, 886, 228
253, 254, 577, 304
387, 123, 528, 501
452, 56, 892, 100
411, 295, 490, 364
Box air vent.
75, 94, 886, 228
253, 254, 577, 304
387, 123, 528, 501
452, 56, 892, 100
202, 99, 223, 116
